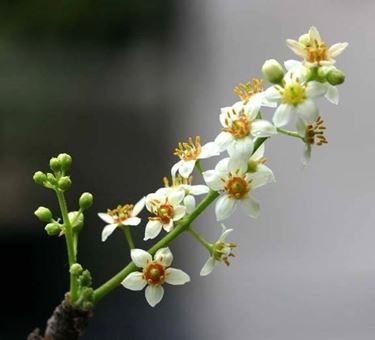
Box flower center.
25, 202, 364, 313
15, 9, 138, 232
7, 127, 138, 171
224, 114, 251, 139
143, 262, 166, 286
282, 83, 306, 106
174, 136, 202, 161
305, 42, 328, 64
304, 116, 328, 146
224, 176, 249, 199
156, 204, 174, 224
233, 78, 264, 101
213, 241, 237, 265
107, 204, 134, 224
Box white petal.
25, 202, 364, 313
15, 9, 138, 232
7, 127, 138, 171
286, 39, 305, 57
215, 158, 230, 172
297, 99, 319, 122
165, 268, 191, 285
284, 59, 302, 71
227, 157, 248, 174
215, 195, 236, 221
171, 160, 182, 179
250, 164, 275, 189
173, 205, 186, 221
189, 185, 209, 195
179, 160, 196, 178
325, 84, 339, 105
203, 170, 224, 191
145, 193, 161, 212
132, 197, 146, 216
227, 138, 254, 159
250, 143, 265, 161
263, 86, 282, 102
144, 220, 163, 240
154, 247, 173, 267
272, 104, 293, 127
215, 132, 234, 152
101, 224, 117, 242
241, 196, 260, 218
309, 26, 321, 43
131, 248, 152, 268
163, 219, 174, 232
200, 142, 220, 159
168, 188, 185, 205
219, 228, 233, 242
306, 81, 327, 98
219, 107, 231, 127
251, 119, 277, 137
245, 95, 262, 119
98, 213, 114, 224
122, 217, 141, 226
121, 272, 147, 291
184, 195, 196, 214
296, 118, 306, 137
328, 42, 348, 58
145, 285, 164, 307
302, 144, 312, 166
200, 257, 216, 276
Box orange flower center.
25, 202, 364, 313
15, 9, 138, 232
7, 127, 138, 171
174, 136, 202, 161
233, 79, 264, 101
305, 42, 328, 64
156, 204, 174, 224
224, 176, 249, 199
143, 262, 166, 286
107, 204, 133, 224
224, 114, 251, 139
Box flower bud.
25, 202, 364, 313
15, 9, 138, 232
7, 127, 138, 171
79, 192, 93, 210
262, 59, 284, 84
70, 263, 83, 275
34, 206, 53, 222
79, 270, 92, 287
33, 171, 47, 185
68, 211, 84, 232
57, 153, 72, 171
49, 157, 61, 172
44, 222, 61, 236
46, 173, 57, 185
247, 159, 258, 173
326, 69, 345, 85
58, 176, 72, 191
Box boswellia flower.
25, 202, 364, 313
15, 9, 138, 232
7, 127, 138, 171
122, 247, 190, 307
200, 225, 236, 276
203, 157, 274, 221
98, 197, 145, 242
286, 26, 348, 67
171, 136, 219, 178
144, 188, 186, 240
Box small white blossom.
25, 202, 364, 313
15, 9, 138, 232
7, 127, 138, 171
98, 197, 145, 242
200, 225, 236, 276
122, 247, 190, 307
203, 157, 274, 221
172, 136, 219, 179
286, 26, 348, 67
144, 188, 186, 240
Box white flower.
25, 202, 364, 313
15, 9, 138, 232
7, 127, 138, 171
98, 197, 145, 242
286, 26, 348, 67
171, 136, 219, 178
215, 101, 276, 159
296, 116, 328, 165
122, 247, 190, 307
200, 225, 236, 276
264, 71, 327, 127
144, 188, 186, 240
203, 156, 274, 221
159, 176, 209, 214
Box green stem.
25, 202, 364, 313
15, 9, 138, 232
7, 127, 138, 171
277, 127, 304, 140
195, 160, 204, 175
187, 226, 212, 253
93, 137, 267, 304
123, 226, 135, 249
56, 190, 78, 302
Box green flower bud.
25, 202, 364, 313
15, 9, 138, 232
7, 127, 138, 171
46, 173, 57, 185
49, 157, 61, 172
58, 176, 72, 191
80, 287, 94, 300
326, 69, 345, 85
68, 211, 84, 232
44, 222, 61, 236
83, 301, 94, 310
34, 206, 53, 222
298, 33, 310, 45
79, 192, 93, 210
57, 153, 72, 171
79, 270, 92, 287
70, 263, 83, 275
33, 171, 47, 185
247, 159, 258, 173
262, 59, 284, 84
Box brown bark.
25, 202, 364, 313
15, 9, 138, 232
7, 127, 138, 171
27, 295, 93, 340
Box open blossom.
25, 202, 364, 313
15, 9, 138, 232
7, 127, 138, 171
171, 136, 219, 179
203, 157, 274, 221
264, 71, 327, 127
159, 176, 209, 214
200, 225, 236, 276
215, 101, 276, 159
144, 188, 186, 240
98, 197, 145, 242
122, 248, 190, 307
286, 26, 348, 67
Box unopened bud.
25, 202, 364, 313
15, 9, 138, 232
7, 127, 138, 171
69, 211, 84, 232
34, 206, 53, 222
44, 222, 61, 236
262, 59, 284, 84
79, 192, 93, 210
79, 270, 92, 287
46, 173, 57, 185
70, 263, 83, 275
326, 69, 345, 85
58, 176, 72, 191
49, 157, 61, 172
247, 159, 258, 173
33, 171, 47, 185
57, 153, 72, 172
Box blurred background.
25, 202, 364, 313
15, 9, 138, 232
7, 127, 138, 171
0, 1, 374, 339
